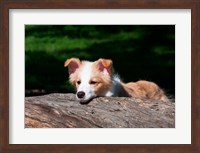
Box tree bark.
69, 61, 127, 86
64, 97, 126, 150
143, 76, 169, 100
25, 93, 175, 128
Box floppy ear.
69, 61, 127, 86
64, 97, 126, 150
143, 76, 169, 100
64, 58, 80, 75
97, 58, 113, 75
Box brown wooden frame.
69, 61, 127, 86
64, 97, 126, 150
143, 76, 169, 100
0, 0, 199, 153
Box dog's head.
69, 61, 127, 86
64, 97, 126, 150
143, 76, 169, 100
64, 58, 113, 103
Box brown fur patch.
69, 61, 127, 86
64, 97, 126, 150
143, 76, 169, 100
122, 80, 168, 101
91, 64, 112, 96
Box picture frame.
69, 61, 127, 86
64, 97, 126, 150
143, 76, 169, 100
0, 0, 199, 153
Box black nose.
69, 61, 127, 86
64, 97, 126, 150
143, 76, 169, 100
77, 91, 85, 98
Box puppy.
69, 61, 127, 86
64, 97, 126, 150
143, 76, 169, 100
64, 58, 168, 103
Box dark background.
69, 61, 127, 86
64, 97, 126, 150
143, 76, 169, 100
25, 25, 175, 98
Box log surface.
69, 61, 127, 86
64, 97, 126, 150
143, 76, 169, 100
25, 93, 175, 128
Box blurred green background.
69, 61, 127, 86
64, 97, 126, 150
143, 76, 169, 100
25, 25, 175, 97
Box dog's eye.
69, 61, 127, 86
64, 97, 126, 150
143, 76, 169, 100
77, 80, 81, 85
90, 80, 97, 85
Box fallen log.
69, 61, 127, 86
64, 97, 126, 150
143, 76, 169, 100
25, 93, 175, 128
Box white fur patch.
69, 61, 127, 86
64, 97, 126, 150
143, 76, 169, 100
104, 91, 114, 97
104, 74, 121, 97
76, 62, 96, 102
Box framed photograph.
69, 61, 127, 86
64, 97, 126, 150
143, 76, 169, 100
0, 0, 199, 153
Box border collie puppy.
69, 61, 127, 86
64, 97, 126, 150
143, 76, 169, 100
64, 58, 168, 103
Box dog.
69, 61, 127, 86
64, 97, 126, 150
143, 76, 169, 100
64, 58, 168, 103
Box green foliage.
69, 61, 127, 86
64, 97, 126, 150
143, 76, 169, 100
25, 25, 175, 96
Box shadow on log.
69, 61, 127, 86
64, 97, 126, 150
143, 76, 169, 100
25, 93, 175, 128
